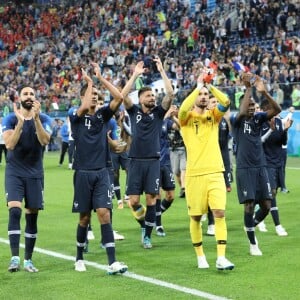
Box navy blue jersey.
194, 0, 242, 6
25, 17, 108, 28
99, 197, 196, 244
127, 104, 166, 158
230, 112, 268, 168
262, 118, 287, 168
69, 106, 114, 170
2, 112, 52, 178
160, 118, 173, 166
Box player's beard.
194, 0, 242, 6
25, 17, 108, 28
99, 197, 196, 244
144, 102, 155, 109
21, 99, 33, 110
195, 101, 207, 109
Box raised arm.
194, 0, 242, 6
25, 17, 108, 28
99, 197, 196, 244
254, 77, 281, 119
165, 105, 180, 129
121, 61, 145, 110
236, 73, 253, 121
91, 62, 123, 112
154, 56, 174, 111
76, 68, 93, 117
178, 72, 204, 125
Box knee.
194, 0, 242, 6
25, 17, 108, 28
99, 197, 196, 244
191, 215, 201, 222
9, 207, 22, 221
165, 192, 174, 202
79, 214, 91, 227
244, 201, 255, 214
213, 209, 225, 218
129, 196, 140, 207
262, 200, 271, 211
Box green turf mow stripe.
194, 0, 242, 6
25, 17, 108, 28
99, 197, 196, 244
0, 238, 230, 300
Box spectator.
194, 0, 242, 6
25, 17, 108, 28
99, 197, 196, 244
58, 118, 69, 168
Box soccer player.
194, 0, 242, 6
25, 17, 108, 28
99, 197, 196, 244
121, 57, 174, 249
260, 102, 293, 236
2, 86, 52, 272
110, 108, 131, 209
178, 72, 234, 270
230, 73, 281, 256
155, 105, 178, 237
204, 96, 233, 236
69, 63, 127, 274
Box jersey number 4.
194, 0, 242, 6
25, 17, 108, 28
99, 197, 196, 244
85, 118, 92, 129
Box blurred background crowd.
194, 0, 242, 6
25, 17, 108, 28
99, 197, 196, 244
0, 0, 299, 118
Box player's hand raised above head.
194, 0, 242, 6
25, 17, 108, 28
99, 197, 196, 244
81, 68, 93, 83
254, 76, 267, 93
241, 72, 254, 87
153, 56, 163, 72
134, 61, 146, 76
90, 62, 101, 77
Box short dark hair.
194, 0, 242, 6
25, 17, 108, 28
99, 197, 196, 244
260, 99, 270, 111
80, 84, 97, 97
18, 85, 33, 95
138, 86, 152, 98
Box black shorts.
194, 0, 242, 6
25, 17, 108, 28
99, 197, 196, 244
267, 167, 281, 190
5, 174, 44, 210
160, 164, 175, 191
126, 159, 160, 195
111, 151, 129, 171
72, 168, 112, 213
236, 167, 272, 204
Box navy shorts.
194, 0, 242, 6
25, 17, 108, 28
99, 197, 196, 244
267, 167, 280, 190
72, 168, 112, 213
111, 151, 129, 171
236, 167, 272, 204
5, 174, 44, 210
126, 159, 160, 195
160, 164, 175, 191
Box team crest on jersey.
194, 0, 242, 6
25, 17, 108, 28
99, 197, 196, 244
207, 116, 212, 121
96, 113, 103, 121
220, 120, 227, 129
149, 113, 154, 120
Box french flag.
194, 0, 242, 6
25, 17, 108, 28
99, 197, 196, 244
232, 61, 249, 72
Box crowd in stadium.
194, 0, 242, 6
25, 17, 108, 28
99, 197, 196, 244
1, 0, 299, 275
0, 0, 300, 117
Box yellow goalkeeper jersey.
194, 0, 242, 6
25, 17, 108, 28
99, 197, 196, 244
179, 86, 228, 176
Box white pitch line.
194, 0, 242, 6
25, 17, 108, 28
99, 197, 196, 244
0, 237, 230, 300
